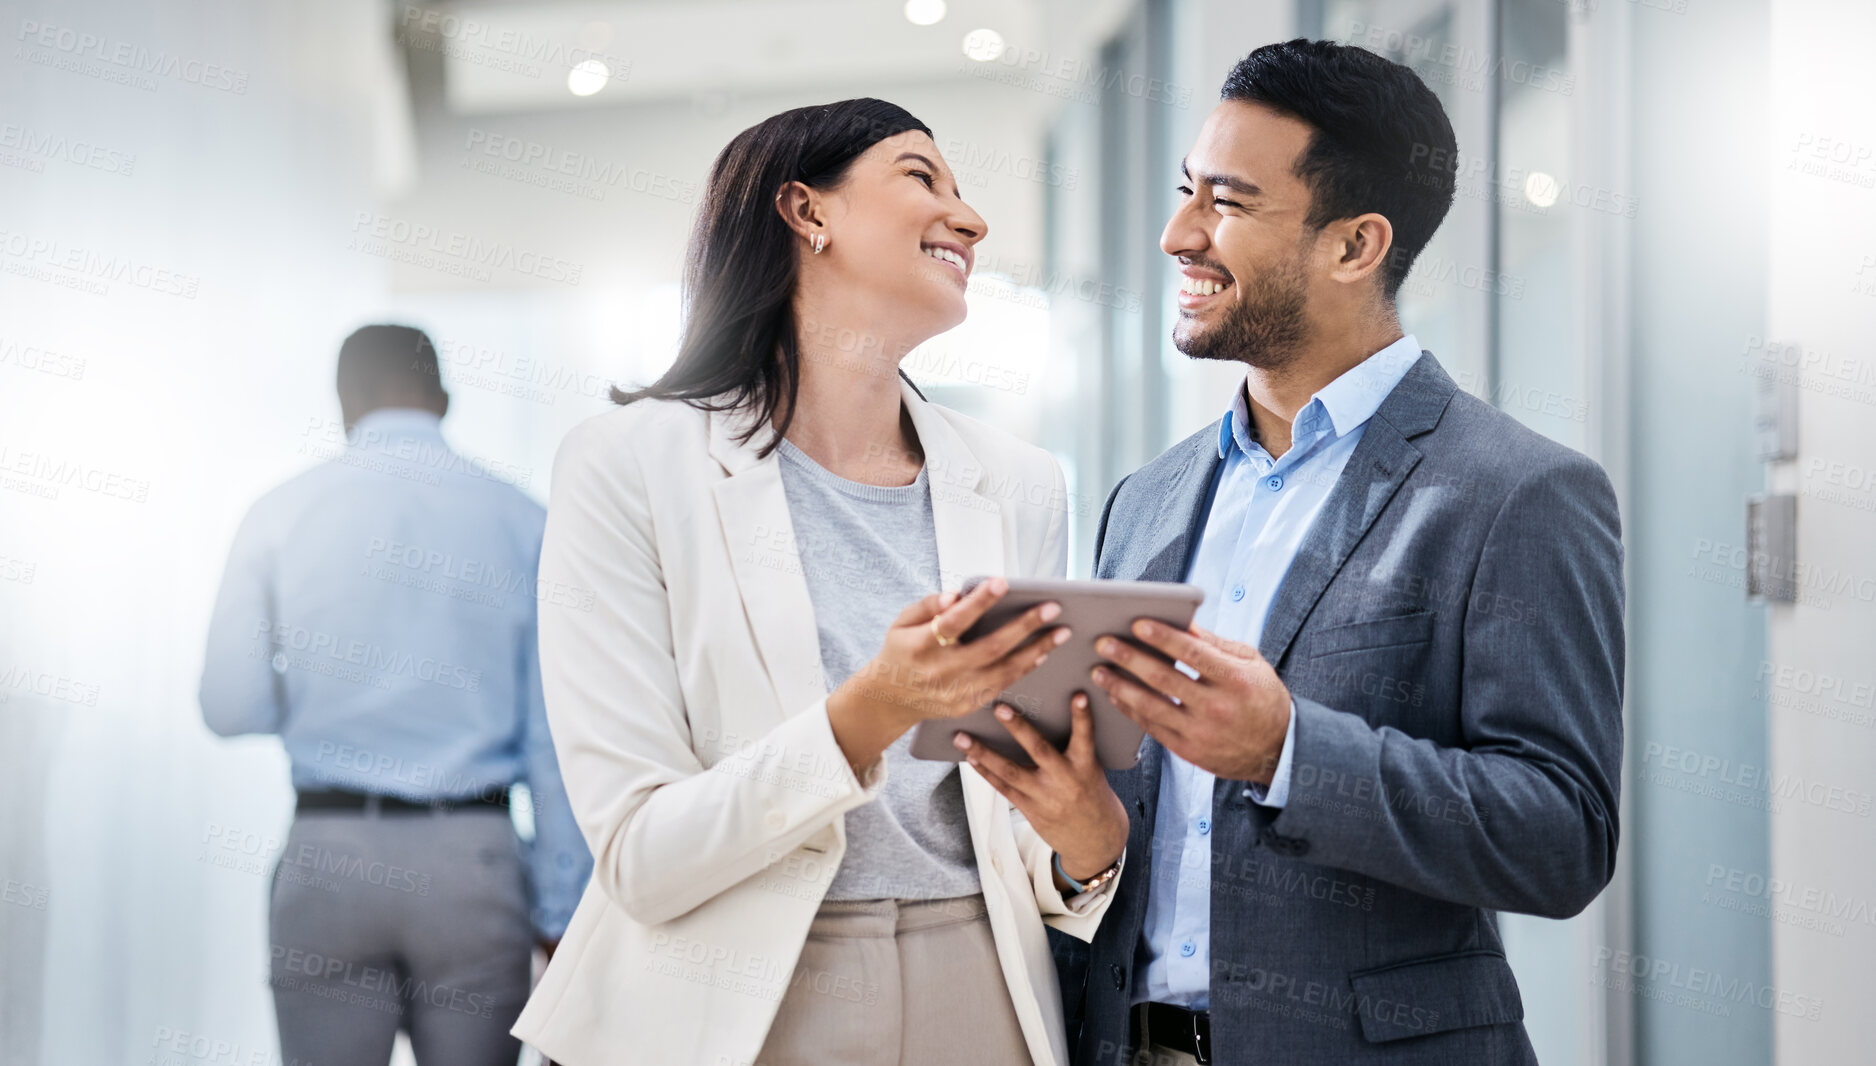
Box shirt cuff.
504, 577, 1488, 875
1244, 698, 1297, 808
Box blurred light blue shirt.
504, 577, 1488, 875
199, 407, 591, 939
1136, 334, 1422, 1008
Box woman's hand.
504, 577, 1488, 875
825, 577, 1069, 776
955, 694, 1129, 887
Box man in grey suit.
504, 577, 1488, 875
1054, 40, 1624, 1064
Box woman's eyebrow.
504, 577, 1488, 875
895, 150, 965, 199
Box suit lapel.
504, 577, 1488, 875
709, 409, 827, 715
1256, 352, 1457, 667
901, 382, 1007, 587
1106, 429, 1223, 584
708, 380, 1010, 719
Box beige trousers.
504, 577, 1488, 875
754, 894, 1034, 1066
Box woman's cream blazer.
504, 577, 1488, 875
512, 380, 1122, 1066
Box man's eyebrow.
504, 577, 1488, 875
1179, 157, 1262, 198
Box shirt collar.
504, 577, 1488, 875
349, 407, 444, 445
1217, 334, 1422, 460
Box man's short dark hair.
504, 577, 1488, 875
336, 324, 444, 399
1221, 39, 1458, 298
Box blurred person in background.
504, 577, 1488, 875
199, 324, 592, 1066
510, 98, 1128, 1066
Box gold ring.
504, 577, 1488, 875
931, 618, 957, 647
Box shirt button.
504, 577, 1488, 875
1266, 475, 1284, 491
1197, 818, 1211, 835
1230, 585, 1245, 602
764, 810, 787, 832
1179, 941, 1196, 958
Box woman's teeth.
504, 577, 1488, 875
923, 245, 967, 273
1180, 276, 1229, 296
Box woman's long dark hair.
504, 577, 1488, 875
611, 98, 932, 456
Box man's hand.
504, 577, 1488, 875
1091, 621, 1291, 783
952, 694, 1129, 885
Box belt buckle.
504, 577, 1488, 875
1190, 1011, 1211, 1065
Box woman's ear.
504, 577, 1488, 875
774, 180, 826, 247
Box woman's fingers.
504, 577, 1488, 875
1064, 693, 1098, 768
893, 589, 959, 627
929, 577, 1008, 643
967, 599, 1063, 664
954, 730, 1037, 805
991, 703, 1069, 774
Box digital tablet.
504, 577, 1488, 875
908, 577, 1205, 771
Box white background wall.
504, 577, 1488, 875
1765, 0, 1876, 1058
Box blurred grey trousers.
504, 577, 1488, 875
755, 894, 1034, 1066
268, 807, 533, 1066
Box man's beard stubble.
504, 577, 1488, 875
1171, 250, 1311, 372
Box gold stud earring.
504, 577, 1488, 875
812, 234, 826, 254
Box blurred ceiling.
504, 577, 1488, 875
397, 0, 1049, 114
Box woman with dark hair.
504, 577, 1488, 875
511, 99, 1128, 1066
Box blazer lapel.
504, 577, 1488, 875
1105, 429, 1223, 584
900, 380, 1007, 587
707, 379, 1014, 718
1256, 352, 1457, 667
708, 408, 828, 716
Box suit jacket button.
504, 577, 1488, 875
1111, 964, 1126, 990
1290, 839, 1311, 857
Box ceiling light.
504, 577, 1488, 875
1523, 171, 1560, 208
904, 0, 947, 26
567, 59, 610, 97
962, 28, 1004, 62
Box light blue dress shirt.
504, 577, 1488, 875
1135, 334, 1423, 1008
199, 408, 592, 939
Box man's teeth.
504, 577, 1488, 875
923, 246, 967, 272
1180, 276, 1229, 296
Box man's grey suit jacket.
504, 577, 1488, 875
1055, 351, 1625, 1065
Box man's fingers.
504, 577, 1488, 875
1092, 665, 1190, 746
1131, 619, 1248, 683
1189, 623, 1262, 662
992, 703, 1069, 773
1093, 636, 1205, 706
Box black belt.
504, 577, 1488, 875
295, 787, 509, 814
1135, 1001, 1211, 1064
